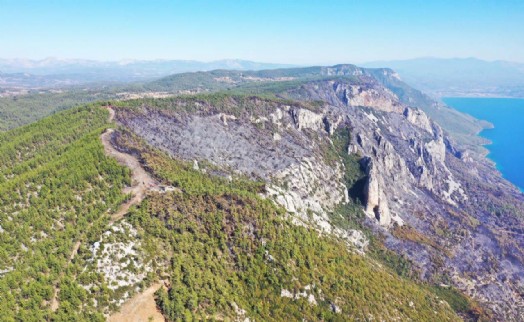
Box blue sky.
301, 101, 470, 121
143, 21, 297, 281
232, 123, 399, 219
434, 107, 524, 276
1, 0, 523, 64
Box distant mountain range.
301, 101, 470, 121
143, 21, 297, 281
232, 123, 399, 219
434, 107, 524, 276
3, 57, 524, 98
0, 58, 294, 87
363, 57, 524, 98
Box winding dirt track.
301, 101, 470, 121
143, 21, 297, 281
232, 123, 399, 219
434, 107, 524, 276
100, 128, 159, 223
102, 107, 159, 222
51, 107, 162, 315
102, 107, 165, 321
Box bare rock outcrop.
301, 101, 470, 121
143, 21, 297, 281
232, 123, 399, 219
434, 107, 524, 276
291, 107, 324, 131
403, 107, 433, 133
115, 101, 365, 251
334, 82, 404, 113
282, 74, 524, 320
361, 158, 392, 227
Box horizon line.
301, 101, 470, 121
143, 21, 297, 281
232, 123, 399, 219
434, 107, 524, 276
1, 56, 523, 66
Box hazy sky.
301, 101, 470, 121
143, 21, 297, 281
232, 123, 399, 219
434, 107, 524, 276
1, 0, 523, 64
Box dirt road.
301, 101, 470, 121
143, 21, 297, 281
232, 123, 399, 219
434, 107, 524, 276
100, 128, 158, 223
102, 107, 166, 321
51, 107, 160, 312
108, 282, 165, 322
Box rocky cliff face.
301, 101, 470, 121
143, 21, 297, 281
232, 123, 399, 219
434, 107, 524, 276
113, 66, 524, 320
114, 99, 368, 250
284, 75, 524, 320
286, 78, 470, 219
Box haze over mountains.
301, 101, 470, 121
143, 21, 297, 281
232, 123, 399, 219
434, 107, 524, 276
363, 57, 524, 98
0, 58, 294, 87
3, 57, 524, 99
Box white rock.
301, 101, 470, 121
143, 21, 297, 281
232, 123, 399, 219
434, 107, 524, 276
281, 289, 293, 298
307, 294, 317, 305
292, 108, 324, 131
404, 107, 433, 134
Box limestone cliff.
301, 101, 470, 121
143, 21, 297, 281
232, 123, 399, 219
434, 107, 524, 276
112, 65, 524, 320
282, 72, 524, 320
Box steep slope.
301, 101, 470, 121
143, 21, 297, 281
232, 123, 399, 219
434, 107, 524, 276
112, 83, 524, 320
286, 74, 524, 320
147, 64, 490, 151
280, 77, 524, 320
0, 106, 131, 321
107, 119, 462, 321
1, 63, 487, 153
2, 64, 522, 320
0, 102, 462, 320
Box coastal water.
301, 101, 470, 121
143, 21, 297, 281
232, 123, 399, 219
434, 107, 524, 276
443, 97, 524, 191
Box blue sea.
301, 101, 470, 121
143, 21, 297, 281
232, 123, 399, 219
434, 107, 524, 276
443, 97, 524, 191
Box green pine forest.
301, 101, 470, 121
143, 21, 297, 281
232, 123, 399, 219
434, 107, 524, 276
0, 101, 481, 321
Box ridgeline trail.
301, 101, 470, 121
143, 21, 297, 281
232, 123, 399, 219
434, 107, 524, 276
103, 106, 166, 321
51, 106, 163, 315
100, 127, 159, 224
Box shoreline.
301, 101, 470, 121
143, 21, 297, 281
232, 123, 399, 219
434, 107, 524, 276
479, 129, 523, 193
446, 97, 524, 194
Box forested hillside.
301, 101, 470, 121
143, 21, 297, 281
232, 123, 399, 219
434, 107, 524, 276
108, 91, 503, 320
115, 128, 464, 321
0, 90, 118, 131
0, 106, 131, 321
3, 64, 516, 321
0, 102, 473, 320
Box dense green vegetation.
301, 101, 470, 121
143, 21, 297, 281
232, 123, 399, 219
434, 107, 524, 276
146, 67, 325, 93
145, 70, 239, 93
0, 106, 130, 321
112, 91, 324, 116
0, 90, 118, 131
321, 127, 368, 234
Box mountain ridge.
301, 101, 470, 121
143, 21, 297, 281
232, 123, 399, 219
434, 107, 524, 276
0, 58, 295, 81
0, 101, 468, 321
1, 63, 522, 320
